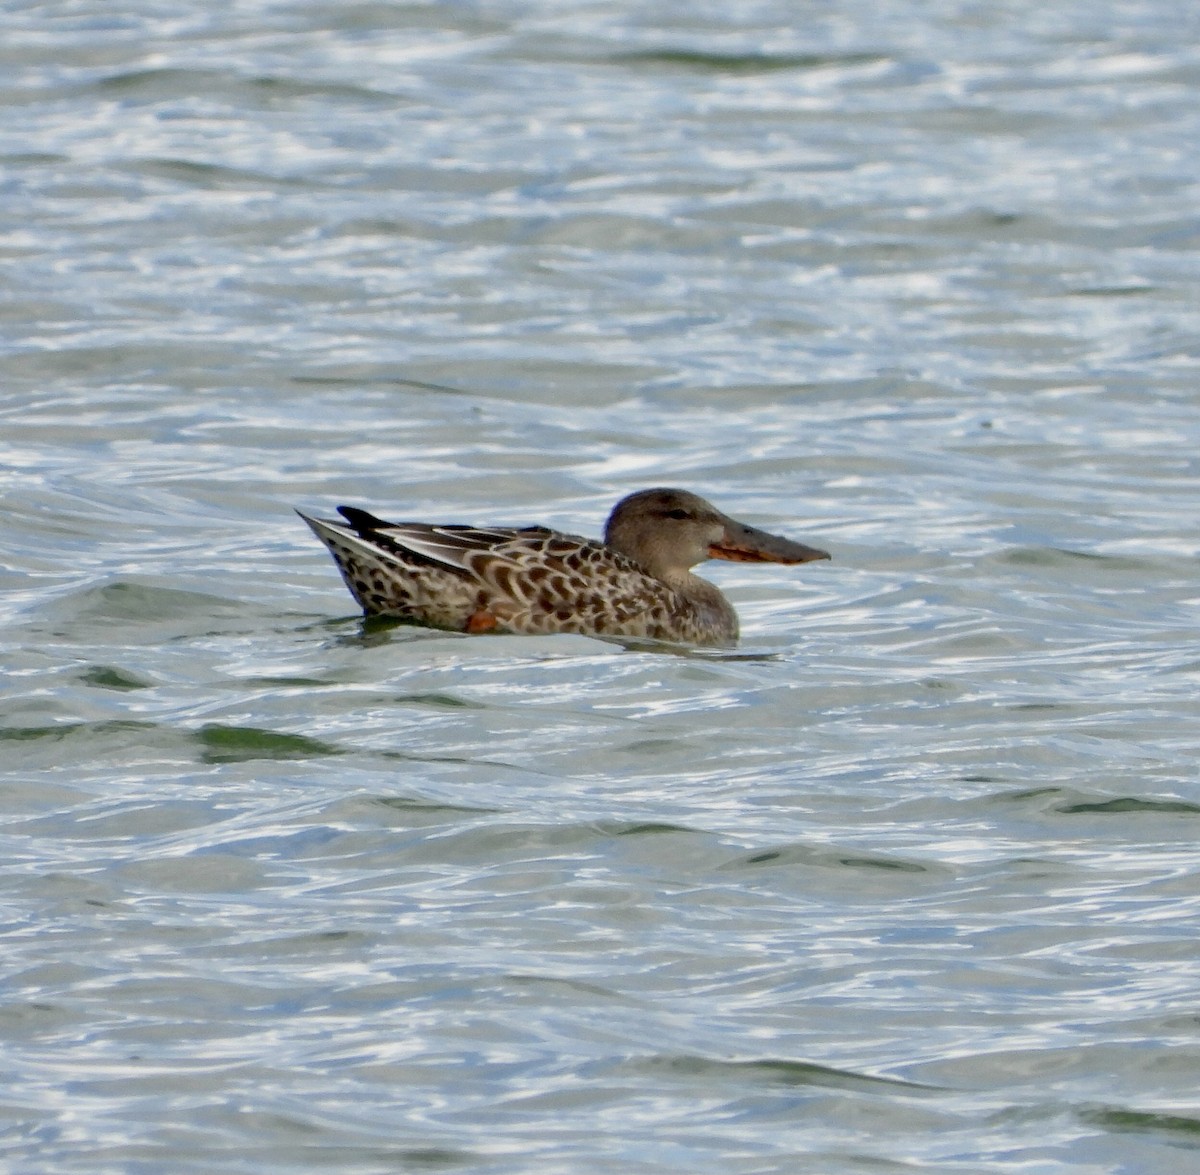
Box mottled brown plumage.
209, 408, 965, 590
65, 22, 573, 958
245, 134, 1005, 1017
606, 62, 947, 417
297, 488, 829, 646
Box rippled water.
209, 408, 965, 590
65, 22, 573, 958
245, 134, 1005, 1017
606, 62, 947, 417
3, 2, 1200, 1172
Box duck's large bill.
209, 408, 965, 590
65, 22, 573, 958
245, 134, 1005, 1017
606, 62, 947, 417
709, 518, 830, 565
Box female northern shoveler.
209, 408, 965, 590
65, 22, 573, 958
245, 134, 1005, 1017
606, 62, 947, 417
297, 488, 829, 646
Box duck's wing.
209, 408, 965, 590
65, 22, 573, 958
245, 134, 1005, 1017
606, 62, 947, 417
339, 508, 552, 576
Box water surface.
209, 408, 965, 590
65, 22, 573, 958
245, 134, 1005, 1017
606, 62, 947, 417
2, 2, 1200, 1172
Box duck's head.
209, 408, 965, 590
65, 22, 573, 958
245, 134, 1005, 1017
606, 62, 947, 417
604, 488, 830, 581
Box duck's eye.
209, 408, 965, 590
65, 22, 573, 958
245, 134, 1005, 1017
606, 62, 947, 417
665, 508, 690, 521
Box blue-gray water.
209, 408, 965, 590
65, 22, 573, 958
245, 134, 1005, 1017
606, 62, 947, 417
3, 2, 1200, 1172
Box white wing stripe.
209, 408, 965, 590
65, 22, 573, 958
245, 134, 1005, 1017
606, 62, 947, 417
378, 530, 477, 571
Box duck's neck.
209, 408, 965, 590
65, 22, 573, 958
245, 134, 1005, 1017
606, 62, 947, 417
660, 569, 738, 640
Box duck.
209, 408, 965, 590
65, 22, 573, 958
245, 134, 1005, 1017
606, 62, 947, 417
297, 487, 829, 646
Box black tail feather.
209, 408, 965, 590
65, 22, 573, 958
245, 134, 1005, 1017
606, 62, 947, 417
337, 505, 391, 535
